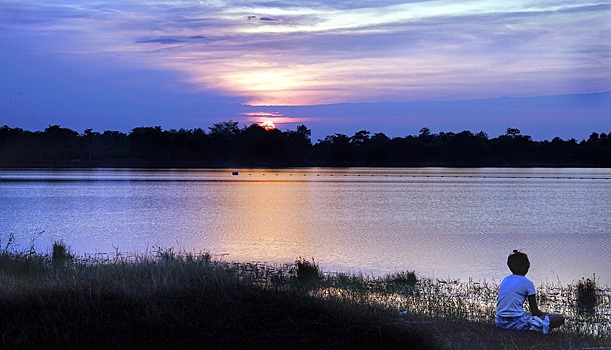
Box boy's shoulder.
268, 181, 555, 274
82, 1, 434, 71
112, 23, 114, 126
504, 274, 530, 280
500, 274, 536, 292
501, 274, 534, 285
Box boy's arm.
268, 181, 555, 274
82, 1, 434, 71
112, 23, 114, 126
527, 294, 546, 317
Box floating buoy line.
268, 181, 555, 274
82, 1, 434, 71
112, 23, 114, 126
230, 171, 610, 180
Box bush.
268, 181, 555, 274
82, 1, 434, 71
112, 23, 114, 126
576, 277, 598, 313
384, 271, 417, 287
294, 257, 322, 283
52, 241, 73, 268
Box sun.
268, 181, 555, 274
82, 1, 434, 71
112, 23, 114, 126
261, 120, 276, 131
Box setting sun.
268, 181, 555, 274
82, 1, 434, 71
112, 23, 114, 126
261, 120, 276, 131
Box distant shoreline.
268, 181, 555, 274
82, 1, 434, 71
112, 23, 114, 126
2, 125, 610, 168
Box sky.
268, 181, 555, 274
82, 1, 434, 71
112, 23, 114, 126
1, 0, 610, 141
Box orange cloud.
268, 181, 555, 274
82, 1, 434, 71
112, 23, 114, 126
242, 112, 312, 129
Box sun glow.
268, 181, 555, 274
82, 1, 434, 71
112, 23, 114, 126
261, 120, 276, 131
243, 112, 311, 130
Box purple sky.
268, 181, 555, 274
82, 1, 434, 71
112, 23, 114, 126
1, 0, 609, 141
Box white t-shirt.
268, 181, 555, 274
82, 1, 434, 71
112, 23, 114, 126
496, 274, 536, 317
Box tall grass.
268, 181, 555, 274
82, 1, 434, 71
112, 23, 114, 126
223, 261, 610, 338
0, 240, 609, 348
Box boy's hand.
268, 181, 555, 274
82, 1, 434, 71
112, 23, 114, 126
527, 294, 546, 317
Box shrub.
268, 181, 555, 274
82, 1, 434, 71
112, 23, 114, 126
294, 257, 322, 283
384, 271, 417, 287
52, 241, 73, 268
154, 247, 176, 262
576, 277, 598, 313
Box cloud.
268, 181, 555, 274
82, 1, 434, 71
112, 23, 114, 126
259, 17, 282, 22
136, 38, 185, 44
136, 36, 207, 44
1, 0, 609, 106
245, 15, 283, 23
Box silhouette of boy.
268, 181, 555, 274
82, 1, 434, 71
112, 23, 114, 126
495, 250, 565, 333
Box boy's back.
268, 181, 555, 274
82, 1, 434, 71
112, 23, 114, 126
496, 274, 535, 317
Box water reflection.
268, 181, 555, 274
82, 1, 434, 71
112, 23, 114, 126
0, 168, 609, 285
214, 179, 314, 262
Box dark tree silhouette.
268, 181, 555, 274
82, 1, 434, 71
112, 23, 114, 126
44, 125, 79, 161
284, 125, 312, 164
314, 133, 352, 165
0, 123, 609, 167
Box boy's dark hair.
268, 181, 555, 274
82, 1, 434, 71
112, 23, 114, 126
507, 250, 530, 275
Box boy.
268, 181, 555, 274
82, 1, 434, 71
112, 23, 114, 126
495, 250, 565, 333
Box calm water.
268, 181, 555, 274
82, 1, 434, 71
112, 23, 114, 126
1, 168, 610, 285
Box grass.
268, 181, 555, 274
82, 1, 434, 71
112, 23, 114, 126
0, 241, 609, 349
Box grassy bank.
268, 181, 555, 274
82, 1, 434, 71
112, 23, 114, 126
0, 243, 609, 349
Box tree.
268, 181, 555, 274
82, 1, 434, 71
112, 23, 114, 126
99, 130, 128, 161
285, 125, 313, 164
81, 128, 101, 161
295, 125, 311, 141
128, 126, 167, 160
588, 132, 600, 143
209, 121, 240, 139
350, 130, 370, 145
43, 125, 79, 160
239, 123, 269, 163
505, 128, 521, 138
491, 128, 535, 164
418, 127, 432, 141
207, 121, 241, 161
313, 133, 352, 164
0, 125, 38, 163
1, 123, 610, 167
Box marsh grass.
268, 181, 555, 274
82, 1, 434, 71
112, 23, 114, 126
0, 233, 47, 278
51, 240, 73, 269
222, 261, 610, 339
576, 277, 599, 312
0, 242, 609, 349
294, 256, 323, 283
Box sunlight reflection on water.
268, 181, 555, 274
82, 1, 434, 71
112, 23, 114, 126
1, 168, 609, 285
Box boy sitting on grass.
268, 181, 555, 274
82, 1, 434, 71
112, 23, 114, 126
496, 250, 565, 334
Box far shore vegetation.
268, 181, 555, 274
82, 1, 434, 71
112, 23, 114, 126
1, 238, 609, 349
1, 123, 610, 168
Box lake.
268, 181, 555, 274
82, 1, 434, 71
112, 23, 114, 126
1, 167, 609, 286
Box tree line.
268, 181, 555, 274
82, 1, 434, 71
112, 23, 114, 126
1, 123, 610, 167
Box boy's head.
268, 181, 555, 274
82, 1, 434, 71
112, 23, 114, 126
507, 250, 530, 275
